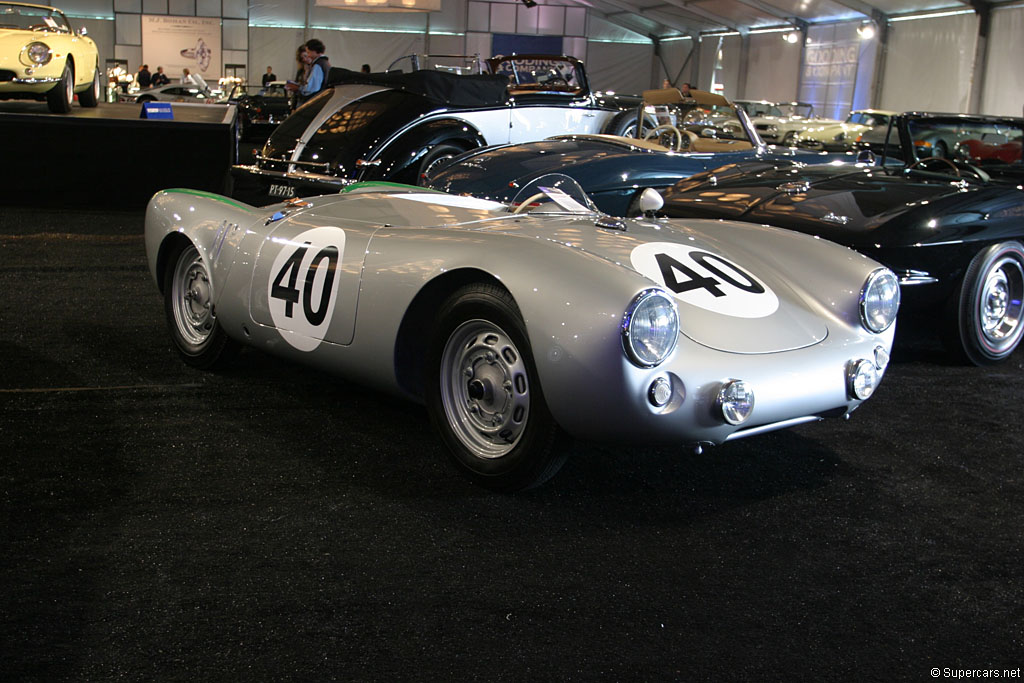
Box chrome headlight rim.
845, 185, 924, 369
621, 288, 679, 368
860, 267, 901, 333
23, 41, 53, 66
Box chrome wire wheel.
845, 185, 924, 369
170, 246, 214, 347
976, 254, 1024, 354
439, 319, 530, 460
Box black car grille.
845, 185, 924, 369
0, 70, 16, 82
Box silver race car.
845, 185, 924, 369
145, 175, 899, 491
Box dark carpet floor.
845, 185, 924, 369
1, 207, 1021, 682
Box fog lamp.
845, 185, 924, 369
718, 380, 754, 425
847, 359, 878, 400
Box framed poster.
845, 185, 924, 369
142, 15, 222, 82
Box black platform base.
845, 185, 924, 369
0, 101, 236, 209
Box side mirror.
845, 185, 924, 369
637, 187, 664, 215
77, 27, 88, 36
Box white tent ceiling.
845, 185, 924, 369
567, 0, 1011, 39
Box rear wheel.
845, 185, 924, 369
46, 62, 73, 113
163, 241, 238, 369
417, 143, 467, 185
604, 110, 655, 138
426, 283, 570, 491
78, 66, 100, 107
946, 241, 1024, 365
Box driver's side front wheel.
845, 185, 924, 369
426, 283, 570, 491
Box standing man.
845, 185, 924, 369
151, 66, 170, 87
137, 64, 152, 88
262, 66, 276, 87
286, 39, 330, 105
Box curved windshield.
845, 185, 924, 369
261, 88, 334, 160
510, 174, 598, 215
847, 112, 889, 127
0, 3, 70, 32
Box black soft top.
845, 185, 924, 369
325, 68, 510, 108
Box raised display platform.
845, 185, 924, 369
0, 100, 237, 209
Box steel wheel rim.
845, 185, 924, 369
171, 247, 214, 347
439, 319, 530, 459
978, 254, 1024, 352
63, 67, 72, 102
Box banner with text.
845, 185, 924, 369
142, 15, 222, 82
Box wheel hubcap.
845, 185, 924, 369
440, 320, 530, 459
172, 249, 214, 346
978, 255, 1024, 352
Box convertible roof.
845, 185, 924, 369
642, 88, 730, 107
326, 68, 510, 108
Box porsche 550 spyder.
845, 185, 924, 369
0, 1, 100, 113
146, 175, 898, 491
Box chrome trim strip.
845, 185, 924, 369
12, 77, 61, 85
898, 270, 939, 285
724, 415, 823, 441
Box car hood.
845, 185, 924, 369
664, 161, 979, 248
476, 212, 836, 354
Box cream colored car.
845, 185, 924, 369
792, 109, 898, 152
0, 2, 100, 112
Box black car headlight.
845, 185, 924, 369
860, 268, 900, 333
621, 289, 678, 367
24, 42, 52, 66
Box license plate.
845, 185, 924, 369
268, 183, 296, 199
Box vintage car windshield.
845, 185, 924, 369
0, 3, 70, 31
741, 102, 783, 117
489, 56, 583, 94
510, 174, 599, 215
848, 112, 889, 127
909, 118, 1024, 175
641, 95, 755, 150
230, 84, 288, 100
779, 103, 813, 118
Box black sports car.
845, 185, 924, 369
229, 54, 643, 205
659, 112, 1024, 365
425, 87, 849, 216
227, 82, 292, 140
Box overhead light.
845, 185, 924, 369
783, 31, 800, 44
857, 21, 876, 40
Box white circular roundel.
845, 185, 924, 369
268, 227, 345, 351
630, 242, 779, 318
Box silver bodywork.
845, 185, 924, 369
145, 184, 896, 449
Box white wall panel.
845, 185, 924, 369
585, 41, 652, 94
196, 0, 220, 17
143, 0, 168, 14
223, 0, 247, 19
744, 32, 800, 103
563, 36, 586, 63
489, 3, 516, 34
115, 0, 142, 12
169, 0, 195, 16
516, 4, 538, 34
115, 12, 141, 44
465, 32, 492, 61
223, 18, 247, 50
980, 6, 1024, 116
699, 34, 740, 98
880, 13, 978, 114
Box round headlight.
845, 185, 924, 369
25, 42, 52, 66
718, 380, 754, 425
621, 289, 678, 368
765, 125, 779, 134
847, 359, 878, 400
860, 268, 901, 333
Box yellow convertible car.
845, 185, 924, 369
0, 2, 99, 113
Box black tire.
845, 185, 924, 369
945, 241, 1024, 365
137, 95, 157, 103
416, 143, 466, 185
782, 130, 798, 146
934, 140, 948, 159
604, 110, 655, 138
78, 65, 100, 108
46, 62, 73, 113
163, 241, 239, 369
426, 283, 570, 491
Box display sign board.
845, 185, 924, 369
142, 15, 222, 83
139, 102, 174, 119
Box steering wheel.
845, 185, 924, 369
645, 124, 683, 151
907, 156, 961, 177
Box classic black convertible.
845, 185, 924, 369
658, 112, 1024, 365
229, 54, 643, 205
